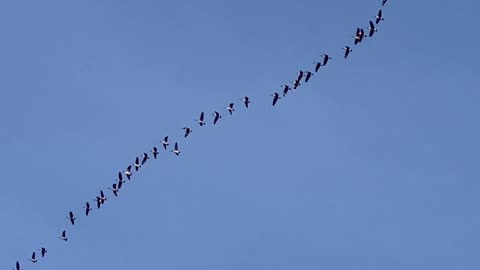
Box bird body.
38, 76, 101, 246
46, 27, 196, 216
183, 127, 192, 138
172, 142, 180, 156
213, 111, 221, 125
226, 103, 235, 115
29, 252, 37, 263
196, 112, 206, 126
161, 136, 169, 150
241, 96, 250, 108
59, 230, 68, 241
271, 92, 280, 106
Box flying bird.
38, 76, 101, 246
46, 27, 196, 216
67, 211, 76, 225
141, 152, 149, 165
241, 96, 250, 108
100, 190, 107, 203
151, 146, 159, 159
226, 103, 235, 115
375, 9, 384, 24
271, 92, 280, 106
59, 230, 68, 241
382, 0, 387, 6
28, 252, 37, 263
124, 165, 132, 180
109, 183, 119, 197
296, 70, 304, 82
95, 197, 102, 209
314, 62, 322, 72
281, 84, 291, 97
292, 80, 301, 90
161, 136, 169, 150
367, 20, 378, 37
134, 157, 141, 171
353, 28, 365, 44
321, 54, 331, 66
304, 71, 313, 82
342, 46, 352, 59
39, 247, 47, 258
196, 112, 206, 126
83, 202, 92, 216
183, 127, 192, 138
15, 261, 21, 270
172, 142, 180, 156
213, 111, 221, 125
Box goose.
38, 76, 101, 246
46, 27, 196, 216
226, 103, 235, 115
67, 211, 76, 225
161, 136, 169, 150
367, 20, 378, 37
213, 111, 221, 125
183, 127, 192, 138
109, 183, 119, 197
100, 190, 107, 203
241, 96, 250, 108
124, 165, 132, 180
382, 0, 387, 6
196, 112, 206, 126
134, 156, 141, 171
281, 84, 291, 97
39, 247, 47, 258
296, 70, 304, 82
28, 252, 37, 263
95, 196, 102, 209
59, 230, 68, 241
15, 261, 21, 270
83, 202, 92, 216
314, 62, 322, 72
304, 71, 313, 82
321, 54, 331, 66
342, 46, 352, 59
271, 92, 280, 106
141, 152, 149, 165
151, 146, 159, 159
172, 142, 180, 156
292, 80, 301, 90
353, 28, 365, 44
375, 9, 384, 24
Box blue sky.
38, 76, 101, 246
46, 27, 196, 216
1, 0, 479, 269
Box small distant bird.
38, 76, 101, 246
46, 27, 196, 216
353, 28, 365, 44
382, 0, 387, 6
124, 165, 132, 180
314, 62, 322, 72
241, 96, 250, 108
367, 20, 378, 37
321, 54, 331, 66
281, 84, 291, 97
109, 183, 119, 197
99, 190, 107, 203
296, 70, 304, 82
67, 211, 76, 225
196, 112, 206, 126
39, 247, 47, 258
213, 111, 221, 125
271, 92, 280, 106
141, 152, 149, 165
134, 157, 141, 171
83, 202, 92, 216
342, 46, 352, 59
59, 230, 68, 241
292, 80, 301, 90
151, 146, 159, 159
304, 71, 313, 82
226, 103, 235, 115
161, 136, 169, 150
28, 252, 37, 263
15, 261, 22, 270
375, 9, 384, 24
172, 142, 180, 156
95, 196, 102, 209
183, 127, 192, 138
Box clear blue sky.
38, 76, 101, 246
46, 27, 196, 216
1, 0, 479, 269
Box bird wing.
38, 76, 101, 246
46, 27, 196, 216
200, 112, 204, 121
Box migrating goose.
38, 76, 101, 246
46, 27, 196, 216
342, 46, 352, 59
213, 111, 221, 125
367, 20, 378, 37
15, 261, 21, 270
39, 247, 47, 258
353, 28, 365, 44
95, 196, 102, 209
134, 156, 141, 171
151, 146, 159, 159
304, 71, 313, 82
161, 136, 169, 150
281, 84, 291, 97
83, 202, 92, 216
124, 165, 132, 180
375, 9, 384, 24
141, 152, 149, 165
109, 183, 119, 197
28, 252, 37, 263
183, 127, 192, 138
271, 92, 280, 106
292, 80, 301, 90
67, 211, 76, 225
296, 70, 304, 82
100, 190, 107, 203
314, 62, 322, 72
382, 0, 387, 6
196, 112, 206, 126
241, 96, 250, 108
321, 54, 331, 66
59, 230, 68, 241
172, 142, 180, 156
226, 103, 235, 115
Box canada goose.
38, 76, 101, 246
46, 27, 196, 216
100, 190, 107, 203
304, 71, 313, 82
83, 202, 92, 216
151, 146, 159, 159
213, 111, 221, 125
196, 112, 206, 126
109, 183, 119, 197
124, 165, 132, 180
321, 54, 331, 66
353, 28, 365, 44
314, 62, 321, 72
183, 127, 192, 138
296, 70, 304, 82
15, 261, 21, 270
271, 92, 280, 106
375, 9, 384, 24
172, 142, 180, 156
59, 230, 68, 241
241, 96, 250, 108
95, 197, 102, 209
342, 46, 352, 59
367, 20, 378, 37
226, 103, 235, 115
382, 0, 387, 6
67, 211, 76, 225
161, 136, 169, 150
141, 152, 149, 165
39, 247, 47, 258
281, 84, 291, 97
292, 80, 301, 90
134, 157, 141, 171
28, 252, 37, 263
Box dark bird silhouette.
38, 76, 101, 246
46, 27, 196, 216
226, 103, 235, 115
196, 112, 206, 126
172, 142, 180, 156
296, 70, 304, 82
39, 247, 47, 258
124, 166, 132, 180
141, 152, 149, 165
59, 230, 68, 241
213, 111, 221, 125
321, 54, 331, 66
292, 80, 301, 90
353, 28, 365, 44
314, 62, 321, 72
67, 211, 76, 225
271, 92, 280, 106
367, 20, 378, 37
15, 261, 22, 270
83, 202, 92, 216
342, 46, 352, 59
183, 127, 192, 138
375, 9, 384, 24
282, 84, 291, 97
28, 252, 37, 263
161, 136, 169, 150
241, 96, 250, 108
100, 190, 107, 203
109, 183, 119, 197
134, 157, 141, 171
151, 146, 159, 159
382, 0, 387, 6
304, 71, 313, 82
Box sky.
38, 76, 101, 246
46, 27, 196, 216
0, 0, 479, 269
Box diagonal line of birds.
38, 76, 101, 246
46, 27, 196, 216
11, 0, 389, 269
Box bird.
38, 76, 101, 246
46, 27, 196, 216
59, 230, 68, 241
39, 247, 47, 258
241, 96, 250, 108
124, 165, 132, 180
161, 136, 169, 150
141, 152, 149, 165
292, 80, 301, 90
226, 103, 235, 115
15, 261, 21, 270
67, 211, 76, 225
172, 142, 180, 156
28, 252, 37, 263
109, 183, 119, 197
342, 46, 352, 59
196, 112, 206, 126
83, 202, 92, 216
304, 71, 313, 83
151, 146, 159, 159
183, 127, 192, 138
353, 28, 365, 44
99, 190, 107, 203
296, 70, 304, 82
375, 9, 384, 24
213, 111, 221, 125
321, 54, 331, 66
382, 0, 387, 6
367, 20, 378, 37
95, 196, 102, 209
314, 62, 322, 72
281, 84, 291, 97
271, 92, 280, 106
134, 156, 141, 171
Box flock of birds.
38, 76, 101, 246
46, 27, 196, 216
11, 0, 390, 269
